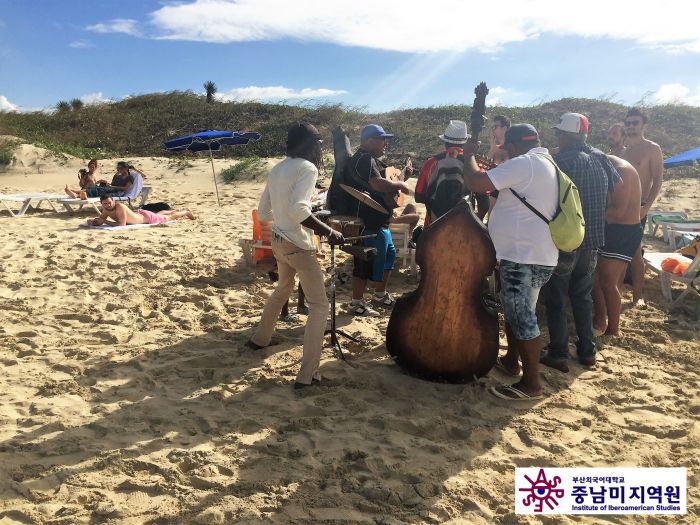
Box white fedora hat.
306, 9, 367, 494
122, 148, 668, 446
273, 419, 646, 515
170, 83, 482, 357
439, 120, 470, 144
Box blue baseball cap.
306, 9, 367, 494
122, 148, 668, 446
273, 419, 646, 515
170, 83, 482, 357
360, 124, 394, 142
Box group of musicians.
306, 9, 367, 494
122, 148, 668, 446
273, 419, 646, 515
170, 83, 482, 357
244, 117, 610, 399
245, 120, 486, 389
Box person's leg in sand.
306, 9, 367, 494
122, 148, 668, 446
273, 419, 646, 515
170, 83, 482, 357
157, 208, 196, 220
247, 236, 329, 389
567, 249, 598, 367
541, 254, 575, 373
594, 257, 628, 336
290, 247, 329, 387
350, 228, 396, 315
490, 261, 553, 401
247, 237, 298, 351
629, 247, 646, 308
595, 223, 644, 335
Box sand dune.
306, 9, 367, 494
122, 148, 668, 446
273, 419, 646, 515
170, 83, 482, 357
0, 143, 697, 524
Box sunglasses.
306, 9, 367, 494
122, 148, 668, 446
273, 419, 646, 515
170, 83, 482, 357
624, 120, 642, 126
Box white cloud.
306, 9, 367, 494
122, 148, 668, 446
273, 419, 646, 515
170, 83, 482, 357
0, 95, 17, 112
86, 19, 139, 36
217, 85, 347, 102
69, 40, 94, 49
487, 86, 510, 107
652, 83, 700, 106
80, 92, 115, 105
148, 0, 700, 54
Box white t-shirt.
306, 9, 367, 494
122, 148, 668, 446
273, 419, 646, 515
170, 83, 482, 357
257, 157, 318, 251
486, 147, 559, 266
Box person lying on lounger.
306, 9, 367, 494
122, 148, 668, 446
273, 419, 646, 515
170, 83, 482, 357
87, 194, 195, 226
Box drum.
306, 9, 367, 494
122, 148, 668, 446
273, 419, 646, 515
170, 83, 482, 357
329, 215, 364, 238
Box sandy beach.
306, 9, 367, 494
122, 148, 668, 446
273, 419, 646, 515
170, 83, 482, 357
0, 142, 698, 524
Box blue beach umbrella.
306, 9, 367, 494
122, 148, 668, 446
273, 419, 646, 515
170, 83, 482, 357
663, 146, 700, 169
163, 130, 261, 206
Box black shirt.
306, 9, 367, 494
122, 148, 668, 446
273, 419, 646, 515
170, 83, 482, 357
344, 148, 391, 229
111, 172, 134, 188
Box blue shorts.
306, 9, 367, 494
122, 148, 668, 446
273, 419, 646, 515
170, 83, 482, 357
352, 227, 396, 282
499, 260, 554, 340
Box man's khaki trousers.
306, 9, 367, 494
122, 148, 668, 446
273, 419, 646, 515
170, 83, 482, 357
251, 235, 329, 384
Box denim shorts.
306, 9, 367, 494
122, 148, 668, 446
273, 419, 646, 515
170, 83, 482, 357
499, 260, 554, 340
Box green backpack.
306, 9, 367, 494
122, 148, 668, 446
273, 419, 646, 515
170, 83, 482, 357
510, 154, 585, 253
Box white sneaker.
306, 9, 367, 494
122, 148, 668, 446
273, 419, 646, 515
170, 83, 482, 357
349, 300, 380, 317
372, 292, 396, 307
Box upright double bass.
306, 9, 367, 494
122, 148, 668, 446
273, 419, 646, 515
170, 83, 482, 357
385, 82, 499, 382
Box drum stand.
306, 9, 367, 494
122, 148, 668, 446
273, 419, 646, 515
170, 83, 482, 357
325, 242, 358, 362
324, 235, 376, 362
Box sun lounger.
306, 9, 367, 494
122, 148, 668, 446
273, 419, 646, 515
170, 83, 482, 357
389, 223, 417, 277
643, 251, 700, 313
56, 186, 153, 214
0, 192, 66, 217
646, 211, 689, 239
667, 223, 700, 250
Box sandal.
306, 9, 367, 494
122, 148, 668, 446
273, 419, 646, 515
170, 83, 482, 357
490, 384, 543, 401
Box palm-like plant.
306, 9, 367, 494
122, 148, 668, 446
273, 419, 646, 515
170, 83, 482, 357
56, 100, 71, 113
204, 81, 217, 103
70, 98, 84, 111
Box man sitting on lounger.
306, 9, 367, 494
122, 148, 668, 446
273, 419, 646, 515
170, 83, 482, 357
87, 195, 195, 226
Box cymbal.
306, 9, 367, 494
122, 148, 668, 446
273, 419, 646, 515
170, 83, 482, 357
340, 184, 388, 214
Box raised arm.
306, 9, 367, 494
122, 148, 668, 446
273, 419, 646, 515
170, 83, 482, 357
463, 141, 497, 194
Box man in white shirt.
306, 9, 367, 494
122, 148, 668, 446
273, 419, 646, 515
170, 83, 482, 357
246, 123, 344, 390
463, 124, 558, 401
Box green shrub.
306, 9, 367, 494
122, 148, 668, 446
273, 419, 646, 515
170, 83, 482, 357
0, 91, 698, 167
0, 140, 18, 167
221, 156, 267, 183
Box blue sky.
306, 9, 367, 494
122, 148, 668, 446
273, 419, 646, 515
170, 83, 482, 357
1, 0, 699, 113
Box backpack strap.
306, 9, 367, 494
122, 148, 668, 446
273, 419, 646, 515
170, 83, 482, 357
509, 188, 550, 224
509, 153, 561, 224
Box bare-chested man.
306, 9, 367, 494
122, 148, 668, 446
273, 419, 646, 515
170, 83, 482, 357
621, 107, 664, 307
607, 123, 626, 156
593, 156, 642, 336
87, 195, 195, 226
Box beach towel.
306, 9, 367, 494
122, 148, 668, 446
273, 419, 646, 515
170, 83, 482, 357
79, 221, 176, 231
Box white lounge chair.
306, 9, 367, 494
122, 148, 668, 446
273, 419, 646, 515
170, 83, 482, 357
643, 251, 700, 312
57, 186, 152, 214
0, 192, 65, 217
667, 223, 700, 250
389, 223, 417, 277
646, 210, 689, 239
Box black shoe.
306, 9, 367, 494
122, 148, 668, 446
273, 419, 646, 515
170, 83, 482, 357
539, 355, 570, 373
578, 355, 596, 368
293, 378, 321, 390
244, 340, 265, 351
